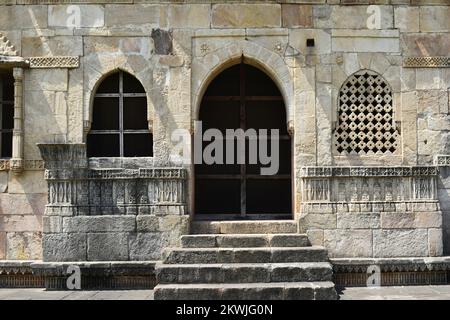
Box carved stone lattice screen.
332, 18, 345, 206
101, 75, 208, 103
333, 70, 399, 155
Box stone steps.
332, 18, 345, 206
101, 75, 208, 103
181, 233, 310, 248
154, 228, 337, 300
156, 262, 333, 284
162, 246, 329, 264
191, 220, 298, 234
154, 282, 337, 300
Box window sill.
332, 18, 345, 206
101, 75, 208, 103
88, 157, 154, 169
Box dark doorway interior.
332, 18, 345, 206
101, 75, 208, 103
195, 61, 292, 220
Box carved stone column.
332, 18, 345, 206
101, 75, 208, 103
11, 67, 24, 174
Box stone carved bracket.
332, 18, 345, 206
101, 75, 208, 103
403, 57, 450, 68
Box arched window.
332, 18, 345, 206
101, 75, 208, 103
333, 70, 399, 155
87, 71, 153, 157
0, 70, 14, 158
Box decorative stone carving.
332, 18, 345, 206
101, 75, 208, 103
38, 144, 187, 216
0, 160, 10, 171
0, 32, 18, 56
404, 57, 450, 68
299, 166, 439, 177
28, 56, 80, 69
435, 155, 450, 166
333, 70, 399, 155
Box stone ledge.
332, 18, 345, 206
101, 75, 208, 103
299, 166, 439, 177
331, 257, 450, 273
0, 260, 36, 274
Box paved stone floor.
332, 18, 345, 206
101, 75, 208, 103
1, 286, 450, 300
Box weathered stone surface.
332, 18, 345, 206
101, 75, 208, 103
337, 212, 380, 229
48, 5, 105, 28
401, 33, 450, 57
332, 30, 400, 53
0, 5, 47, 29
394, 6, 420, 33
429, 228, 443, 256
129, 232, 168, 261
167, 4, 210, 28
212, 4, 281, 28
381, 212, 415, 228
0, 232, 5, 259
0, 193, 46, 216
290, 29, 331, 55
281, 4, 312, 28
314, 5, 393, 29
7, 171, 47, 194
324, 230, 372, 258
87, 233, 128, 261
415, 212, 442, 228
136, 215, 159, 232
0, 171, 7, 193
6, 232, 42, 260
419, 6, 450, 32
0, 215, 42, 232
63, 216, 136, 233
43, 216, 62, 233
151, 29, 173, 55
416, 69, 445, 90
105, 4, 160, 28
22, 36, 83, 57
300, 214, 336, 230
25, 69, 68, 92
306, 229, 324, 246
43, 233, 86, 262
373, 229, 428, 257
158, 215, 189, 233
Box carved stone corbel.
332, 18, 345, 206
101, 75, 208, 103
11, 67, 24, 174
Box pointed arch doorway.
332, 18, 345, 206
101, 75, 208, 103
194, 59, 292, 220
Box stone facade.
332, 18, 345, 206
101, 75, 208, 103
0, 1, 449, 262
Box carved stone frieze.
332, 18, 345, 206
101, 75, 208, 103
28, 56, 80, 69
38, 144, 187, 216
403, 57, 450, 68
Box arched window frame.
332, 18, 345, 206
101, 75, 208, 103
333, 69, 400, 155
87, 70, 153, 158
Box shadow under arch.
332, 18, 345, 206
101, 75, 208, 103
192, 42, 294, 127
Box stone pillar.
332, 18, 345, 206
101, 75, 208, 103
11, 67, 24, 174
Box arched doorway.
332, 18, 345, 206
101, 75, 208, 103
195, 60, 292, 220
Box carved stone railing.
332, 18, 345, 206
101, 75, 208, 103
38, 143, 187, 216
299, 166, 443, 258
299, 166, 440, 213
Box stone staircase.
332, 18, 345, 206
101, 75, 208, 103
154, 221, 337, 300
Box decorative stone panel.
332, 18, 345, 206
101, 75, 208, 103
403, 57, 450, 68
333, 70, 400, 155
299, 166, 443, 258
28, 56, 80, 69
37, 143, 189, 262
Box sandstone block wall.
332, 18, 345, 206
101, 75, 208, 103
0, 0, 449, 260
